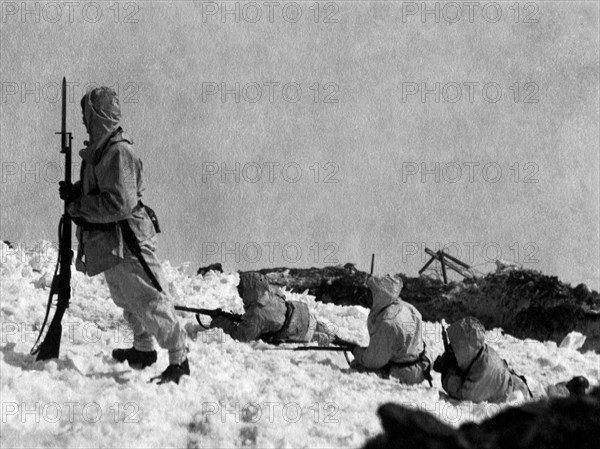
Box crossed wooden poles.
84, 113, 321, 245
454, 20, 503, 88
419, 247, 474, 284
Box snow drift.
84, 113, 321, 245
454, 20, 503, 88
1, 241, 599, 448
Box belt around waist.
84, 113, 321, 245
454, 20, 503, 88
388, 349, 428, 369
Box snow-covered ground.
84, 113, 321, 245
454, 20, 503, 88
1, 241, 599, 448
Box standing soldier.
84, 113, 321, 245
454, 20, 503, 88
59, 87, 189, 384
351, 274, 433, 385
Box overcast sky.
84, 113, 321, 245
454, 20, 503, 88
1, 1, 598, 289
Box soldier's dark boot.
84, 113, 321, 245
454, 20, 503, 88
150, 359, 190, 385
112, 347, 157, 369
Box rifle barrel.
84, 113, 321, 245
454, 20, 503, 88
264, 346, 354, 352
61, 77, 67, 151
175, 305, 227, 315
60, 77, 72, 267
174, 305, 203, 314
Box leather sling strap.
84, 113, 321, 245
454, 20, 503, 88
118, 219, 163, 293
260, 301, 294, 343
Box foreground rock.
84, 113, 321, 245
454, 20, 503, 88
240, 265, 600, 352
362, 386, 600, 449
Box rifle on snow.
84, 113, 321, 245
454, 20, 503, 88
31, 77, 74, 361
174, 305, 242, 328
265, 346, 354, 352
264, 332, 359, 353
262, 344, 355, 365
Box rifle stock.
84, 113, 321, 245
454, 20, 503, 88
31, 77, 73, 361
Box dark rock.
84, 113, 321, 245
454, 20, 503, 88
363, 387, 600, 449
362, 402, 469, 449
243, 265, 372, 307
197, 263, 223, 276
566, 376, 590, 396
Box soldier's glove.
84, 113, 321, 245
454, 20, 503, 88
433, 352, 459, 375
59, 181, 81, 203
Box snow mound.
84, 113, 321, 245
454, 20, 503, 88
559, 332, 587, 350
1, 241, 599, 448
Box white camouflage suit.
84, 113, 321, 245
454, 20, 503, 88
67, 87, 187, 364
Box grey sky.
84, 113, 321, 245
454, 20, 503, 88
1, 1, 598, 289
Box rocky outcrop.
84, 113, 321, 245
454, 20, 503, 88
247, 263, 373, 307
240, 265, 600, 352
362, 386, 600, 449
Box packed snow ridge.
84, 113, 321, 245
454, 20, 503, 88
1, 241, 599, 448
